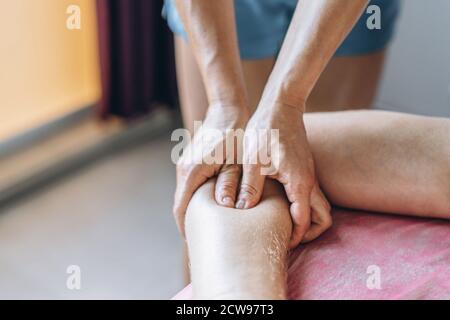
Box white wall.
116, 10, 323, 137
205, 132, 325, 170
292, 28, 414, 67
376, 0, 450, 117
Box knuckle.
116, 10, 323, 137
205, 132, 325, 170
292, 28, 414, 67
223, 164, 241, 175
243, 163, 260, 172
280, 169, 308, 184
319, 196, 332, 215
287, 182, 307, 196
217, 183, 236, 196
239, 183, 259, 198
302, 173, 315, 187
292, 181, 305, 191
322, 214, 333, 229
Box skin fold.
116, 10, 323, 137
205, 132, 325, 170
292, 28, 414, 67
185, 110, 450, 300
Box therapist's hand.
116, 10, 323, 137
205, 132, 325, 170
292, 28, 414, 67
174, 103, 250, 237
236, 101, 331, 248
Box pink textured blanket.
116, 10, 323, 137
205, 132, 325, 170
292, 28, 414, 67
173, 209, 450, 300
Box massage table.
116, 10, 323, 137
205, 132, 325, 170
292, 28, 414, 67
173, 209, 450, 299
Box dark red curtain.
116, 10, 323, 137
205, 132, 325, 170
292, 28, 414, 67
96, 0, 177, 118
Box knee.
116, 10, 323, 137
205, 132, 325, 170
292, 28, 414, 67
185, 179, 293, 245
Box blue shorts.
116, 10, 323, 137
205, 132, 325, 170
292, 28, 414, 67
162, 0, 400, 59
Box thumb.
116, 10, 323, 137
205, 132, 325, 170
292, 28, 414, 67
236, 164, 266, 209
215, 164, 241, 207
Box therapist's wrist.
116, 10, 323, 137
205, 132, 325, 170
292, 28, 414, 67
259, 86, 308, 113
208, 89, 250, 113
207, 79, 248, 104
208, 97, 251, 126
205, 74, 249, 110
209, 98, 248, 110
258, 95, 307, 114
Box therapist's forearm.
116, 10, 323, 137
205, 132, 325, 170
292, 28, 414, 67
261, 0, 368, 110
174, 0, 248, 107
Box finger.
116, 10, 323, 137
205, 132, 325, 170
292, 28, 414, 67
284, 181, 313, 248
215, 164, 241, 207
302, 185, 332, 243
301, 207, 332, 243
236, 164, 266, 209
288, 199, 311, 249
173, 167, 209, 238
301, 209, 331, 243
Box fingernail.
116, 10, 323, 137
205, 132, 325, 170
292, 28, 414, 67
236, 199, 246, 209
222, 196, 233, 207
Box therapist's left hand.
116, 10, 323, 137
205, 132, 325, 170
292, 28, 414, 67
236, 100, 332, 248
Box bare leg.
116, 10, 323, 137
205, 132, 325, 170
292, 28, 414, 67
185, 110, 450, 300
306, 51, 386, 111
186, 180, 292, 299
305, 110, 450, 219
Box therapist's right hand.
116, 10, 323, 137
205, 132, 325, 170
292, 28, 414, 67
174, 103, 250, 237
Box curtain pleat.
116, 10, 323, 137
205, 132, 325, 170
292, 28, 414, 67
96, 0, 177, 118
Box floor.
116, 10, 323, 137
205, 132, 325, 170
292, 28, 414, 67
0, 133, 184, 299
